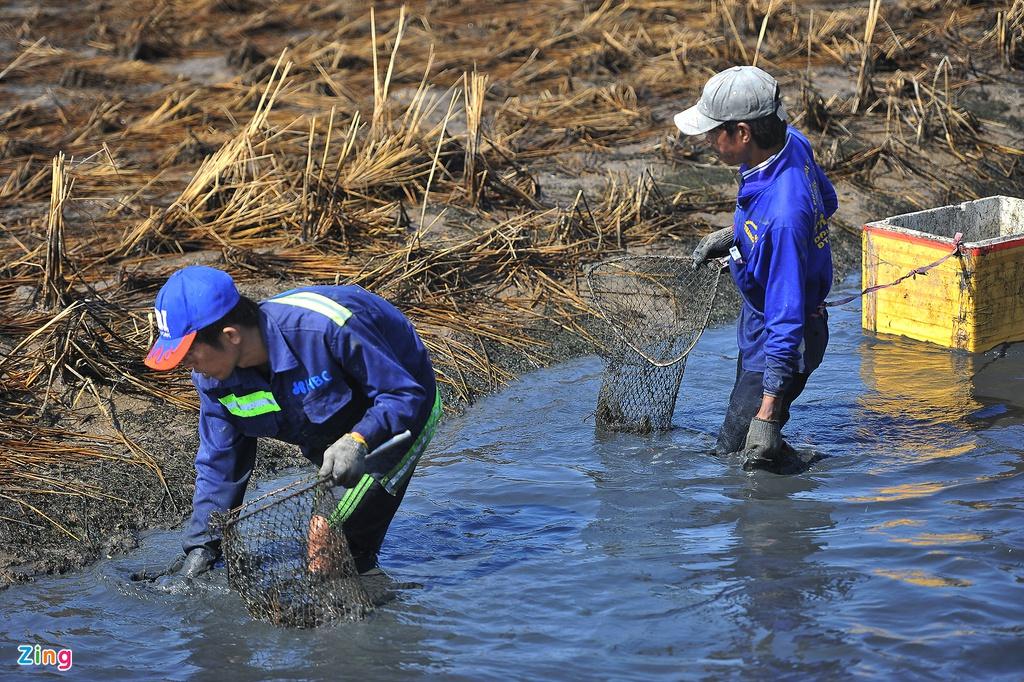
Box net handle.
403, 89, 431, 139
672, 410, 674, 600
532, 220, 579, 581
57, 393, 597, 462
220, 430, 414, 528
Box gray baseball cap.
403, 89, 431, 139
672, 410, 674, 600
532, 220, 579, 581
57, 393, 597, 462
674, 65, 788, 135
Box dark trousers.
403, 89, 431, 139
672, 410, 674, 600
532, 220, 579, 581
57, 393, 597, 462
715, 309, 828, 455
314, 464, 416, 573
714, 361, 811, 455
341, 473, 413, 573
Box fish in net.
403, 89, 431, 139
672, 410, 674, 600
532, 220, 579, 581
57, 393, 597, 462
210, 476, 374, 628
584, 254, 722, 433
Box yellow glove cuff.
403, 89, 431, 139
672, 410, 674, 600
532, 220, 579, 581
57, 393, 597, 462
349, 432, 367, 447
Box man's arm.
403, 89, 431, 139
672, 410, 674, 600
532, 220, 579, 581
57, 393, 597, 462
758, 225, 809, 400
184, 390, 257, 554
741, 224, 812, 462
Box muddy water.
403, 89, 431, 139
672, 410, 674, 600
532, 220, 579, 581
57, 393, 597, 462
3, 284, 1024, 680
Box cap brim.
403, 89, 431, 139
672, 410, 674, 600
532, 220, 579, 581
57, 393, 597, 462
673, 105, 721, 135
145, 331, 196, 370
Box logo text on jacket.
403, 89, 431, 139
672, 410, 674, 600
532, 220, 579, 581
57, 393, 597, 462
293, 370, 333, 395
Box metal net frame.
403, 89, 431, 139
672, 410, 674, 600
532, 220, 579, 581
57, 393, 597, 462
585, 254, 722, 433
211, 476, 374, 628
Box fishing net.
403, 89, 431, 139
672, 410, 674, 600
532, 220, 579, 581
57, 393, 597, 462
211, 476, 374, 628
584, 255, 722, 433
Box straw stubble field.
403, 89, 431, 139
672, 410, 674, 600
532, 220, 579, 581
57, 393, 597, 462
1, 0, 1022, 581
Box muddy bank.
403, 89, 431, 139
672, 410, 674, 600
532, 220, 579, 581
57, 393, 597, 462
2, 0, 1022, 584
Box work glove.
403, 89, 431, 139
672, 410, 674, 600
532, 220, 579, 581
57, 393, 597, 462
130, 546, 218, 590
691, 226, 734, 268
132, 546, 218, 583
177, 546, 218, 578
319, 433, 368, 487
741, 417, 783, 471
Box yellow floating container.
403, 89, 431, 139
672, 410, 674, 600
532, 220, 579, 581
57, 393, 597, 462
862, 195, 1024, 352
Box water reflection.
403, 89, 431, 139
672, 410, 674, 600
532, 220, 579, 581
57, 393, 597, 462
582, 432, 856, 675
859, 336, 1024, 431
848, 335, 1024, 597
580, 434, 745, 675
711, 476, 856, 672
859, 336, 982, 422
963, 342, 1024, 427
856, 337, 985, 469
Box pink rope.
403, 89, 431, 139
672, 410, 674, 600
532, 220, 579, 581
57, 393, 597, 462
825, 232, 964, 307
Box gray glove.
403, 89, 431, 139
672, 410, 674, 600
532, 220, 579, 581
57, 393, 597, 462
145, 546, 217, 588
741, 417, 782, 470
319, 433, 368, 487
691, 226, 734, 268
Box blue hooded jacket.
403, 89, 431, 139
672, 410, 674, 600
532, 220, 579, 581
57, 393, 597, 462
184, 285, 438, 553
727, 126, 836, 396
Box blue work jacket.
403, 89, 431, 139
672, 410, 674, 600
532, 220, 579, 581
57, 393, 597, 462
184, 285, 437, 552
727, 126, 837, 396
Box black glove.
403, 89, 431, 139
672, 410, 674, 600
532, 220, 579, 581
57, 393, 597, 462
741, 417, 783, 471
691, 227, 734, 268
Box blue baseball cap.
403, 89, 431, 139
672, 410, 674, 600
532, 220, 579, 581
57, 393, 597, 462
144, 266, 241, 370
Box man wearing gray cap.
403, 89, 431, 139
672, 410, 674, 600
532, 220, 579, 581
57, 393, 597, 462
678, 65, 837, 471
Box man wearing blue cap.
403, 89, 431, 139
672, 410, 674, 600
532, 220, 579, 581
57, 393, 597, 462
144, 266, 441, 579
677, 66, 836, 470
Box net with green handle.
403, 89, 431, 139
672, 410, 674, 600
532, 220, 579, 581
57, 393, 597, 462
210, 431, 414, 627
210, 476, 374, 628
